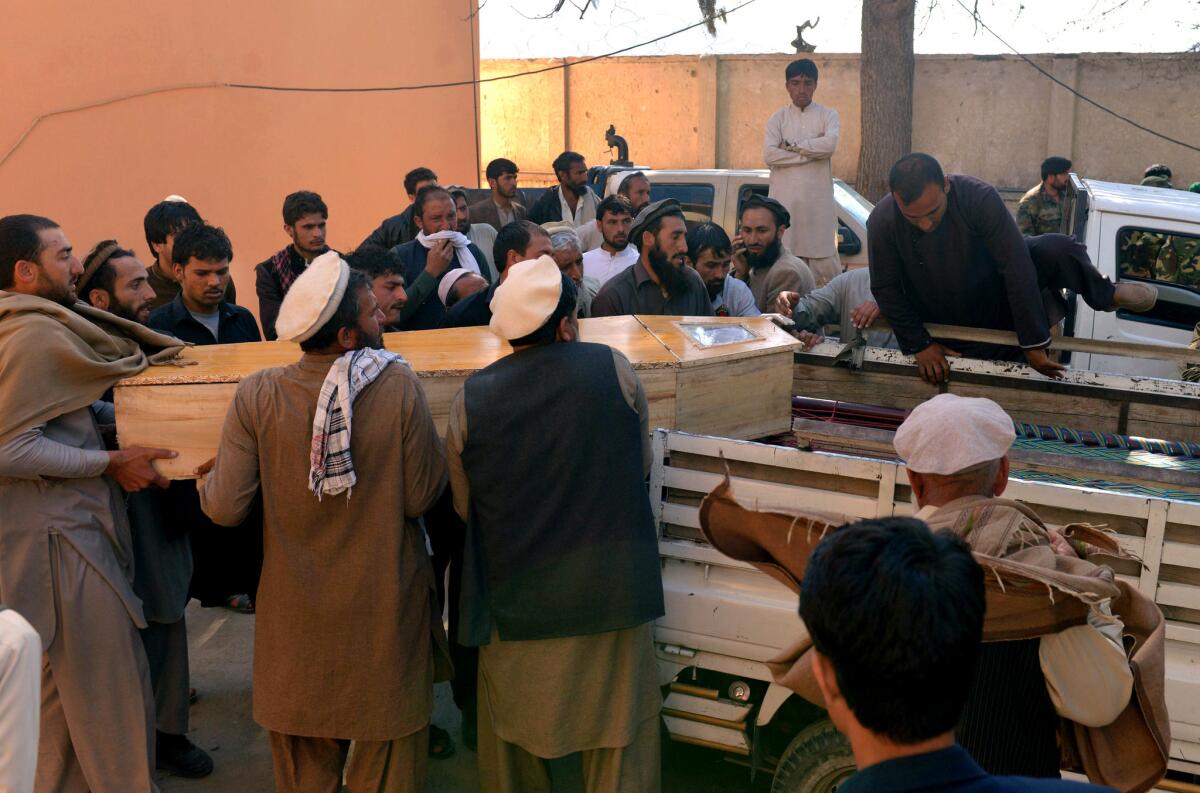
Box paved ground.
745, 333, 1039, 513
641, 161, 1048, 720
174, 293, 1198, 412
159, 603, 771, 792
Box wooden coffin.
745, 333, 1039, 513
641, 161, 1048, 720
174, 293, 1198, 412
115, 315, 799, 479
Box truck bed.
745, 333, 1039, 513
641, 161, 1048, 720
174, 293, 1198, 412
651, 429, 1200, 773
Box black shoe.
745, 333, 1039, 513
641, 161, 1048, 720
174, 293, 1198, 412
156, 731, 214, 778
428, 723, 456, 760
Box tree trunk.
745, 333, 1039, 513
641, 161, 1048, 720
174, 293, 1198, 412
857, 0, 916, 203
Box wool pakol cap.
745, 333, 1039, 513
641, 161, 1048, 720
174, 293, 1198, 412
629, 198, 682, 246
741, 194, 791, 228
274, 250, 350, 343
489, 255, 562, 341
894, 393, 1015, 475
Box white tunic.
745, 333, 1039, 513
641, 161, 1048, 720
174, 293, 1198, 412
764, 101, 840, 259
582, 245, 638, 287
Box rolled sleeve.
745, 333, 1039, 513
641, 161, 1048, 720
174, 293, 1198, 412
1039, 621, 1132, 727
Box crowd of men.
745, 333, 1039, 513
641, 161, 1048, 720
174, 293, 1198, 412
0, 55, 1185, 793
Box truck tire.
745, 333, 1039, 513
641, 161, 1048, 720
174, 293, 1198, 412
771, 719, 855, 793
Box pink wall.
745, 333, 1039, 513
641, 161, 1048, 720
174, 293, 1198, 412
0, 0, 481, 322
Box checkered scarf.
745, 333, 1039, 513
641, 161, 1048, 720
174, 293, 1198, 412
270, 247, 305, 293
309, 348, 408, 500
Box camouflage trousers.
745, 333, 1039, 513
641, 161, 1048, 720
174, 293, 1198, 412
1184, 322, 1200, 383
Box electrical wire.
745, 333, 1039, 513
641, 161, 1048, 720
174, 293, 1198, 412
0, 0, 758, 169
951, 0, 1200, 154
226, 0, 757, 92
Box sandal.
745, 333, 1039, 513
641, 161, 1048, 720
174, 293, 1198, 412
428, 724, 456, 760
222, 594, 255, 614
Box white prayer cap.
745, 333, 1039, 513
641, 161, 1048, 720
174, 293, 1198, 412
274, 250, 350, 343
894, 394, 1015, 475
438, 269, 472, 307
489, 255, 563, 341
163, 194, 189, 203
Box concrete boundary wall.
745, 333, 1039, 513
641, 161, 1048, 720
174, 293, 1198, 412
481, 52, 1200, 194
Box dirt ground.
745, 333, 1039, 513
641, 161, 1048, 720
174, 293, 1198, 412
158, 602, 771, 793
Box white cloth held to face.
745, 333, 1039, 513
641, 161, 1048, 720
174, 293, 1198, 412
416, 230, 481, 276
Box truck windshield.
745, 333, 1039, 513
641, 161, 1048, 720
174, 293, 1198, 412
833, 180, 873, 227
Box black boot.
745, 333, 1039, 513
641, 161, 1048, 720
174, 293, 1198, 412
156, 731, 214, 778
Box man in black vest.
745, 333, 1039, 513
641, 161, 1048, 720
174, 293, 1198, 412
446, 254, 664, 793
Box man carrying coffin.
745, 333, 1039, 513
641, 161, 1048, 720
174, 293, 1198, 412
447, 255, 665, 792
199, 251, 449, 792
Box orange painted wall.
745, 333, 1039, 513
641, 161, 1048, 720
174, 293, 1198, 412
0, 1, 481, 324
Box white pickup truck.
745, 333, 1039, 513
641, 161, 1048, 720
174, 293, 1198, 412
1062, 177, 1200, 378
581, 166, 1200, 380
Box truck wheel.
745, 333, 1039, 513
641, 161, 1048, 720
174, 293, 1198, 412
771, 719, 855, 793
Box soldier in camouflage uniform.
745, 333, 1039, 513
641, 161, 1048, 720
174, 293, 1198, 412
1155, 234, 1200, 288
1183, 322, 1200, 383
1119, 230, 1168, 279
1017, 156, 1071, 236
1142, 163, 1173, 188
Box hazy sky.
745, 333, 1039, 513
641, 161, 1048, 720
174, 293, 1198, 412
479, 0, 1200, 59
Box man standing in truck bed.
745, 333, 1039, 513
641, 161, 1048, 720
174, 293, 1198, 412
869, 153, 1157, 384
764, 58, 842, 286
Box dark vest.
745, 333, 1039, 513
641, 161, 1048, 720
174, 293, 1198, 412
956, 638, 1061, 777
458, 341, 663, 645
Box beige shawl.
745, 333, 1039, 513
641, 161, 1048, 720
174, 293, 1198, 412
0, 291, 187, 444
699, 482, 1169, 793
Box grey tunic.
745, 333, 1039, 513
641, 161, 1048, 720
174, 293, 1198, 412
791, 267, 898, 349
0, 406, 144, 647
0, 405, 157, 793
590, 259, 714, 318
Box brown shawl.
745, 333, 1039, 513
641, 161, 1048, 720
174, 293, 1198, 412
0, 291, 188, 444
698, 481, 1169, 793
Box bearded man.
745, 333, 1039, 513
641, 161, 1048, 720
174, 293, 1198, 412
199, 252, 449, 792
447, 255, 664, 793
0, 213, 185, 793
591, 199, 713, 318
526, 151, 599, 228
80, 240, 213, 777
733, 195, 815, 314
79, 240, 156, 323
346, 246, 408, 331
548, 226, 601, 318
450, 188, 499, 281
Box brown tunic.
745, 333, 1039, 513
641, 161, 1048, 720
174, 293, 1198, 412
745, 251, 816, 313
199, 352, 449, 740
447, 347, 661, 756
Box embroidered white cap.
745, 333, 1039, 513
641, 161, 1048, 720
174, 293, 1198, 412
437, 268, 473, 307
489, 255, 564, 341
274, 250, 350, 343
894, 393, 1016, 475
